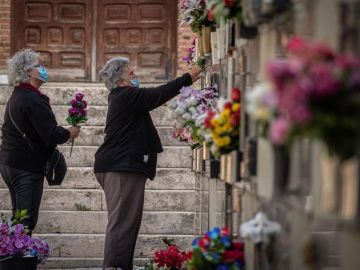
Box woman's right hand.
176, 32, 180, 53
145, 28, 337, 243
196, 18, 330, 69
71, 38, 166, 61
68, 126, 80, 139
189, 66, 202, 83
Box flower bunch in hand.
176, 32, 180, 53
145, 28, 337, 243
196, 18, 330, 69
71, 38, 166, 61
204, 88, 241, 157
180, 0, 214, 33
66, 92, 88, 156
188, 227, 245, 270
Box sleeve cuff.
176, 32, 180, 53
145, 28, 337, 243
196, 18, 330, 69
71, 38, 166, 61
183, 73, 193, 86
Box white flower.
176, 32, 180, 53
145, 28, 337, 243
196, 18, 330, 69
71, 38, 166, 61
175, 106, 185, 115
182, 113, 193, 121
245, 83, 277, 121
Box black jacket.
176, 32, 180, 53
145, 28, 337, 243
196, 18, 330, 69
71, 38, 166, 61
0, 83, 70, 173
94, 73, 193, 179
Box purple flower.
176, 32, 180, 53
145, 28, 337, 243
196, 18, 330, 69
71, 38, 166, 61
68, 108, 79, 116
270, 118, 290, 144
267, 59, 303, 91
75, 92, 84, 101
70, 99, 78, 108
79, 109, 87, 117
14, 224, 25, 236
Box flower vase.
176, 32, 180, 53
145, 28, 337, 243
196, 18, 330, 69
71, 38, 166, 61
220, 154, 227, 181
196, 33, 204, 57
203, 142, 210, 160
273, 145, 290, 193
196, 147, 203, 172
201, 26, 212, 55
0, 256, 37, 270
225, 150, 240, 183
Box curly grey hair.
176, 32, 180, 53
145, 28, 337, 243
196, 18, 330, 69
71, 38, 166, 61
99, 57, 130, 91
7, 48, 40, 87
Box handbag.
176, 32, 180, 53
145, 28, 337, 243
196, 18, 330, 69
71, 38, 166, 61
8, 102, 67, 185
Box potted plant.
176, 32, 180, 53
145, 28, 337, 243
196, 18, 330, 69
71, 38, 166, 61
188, 227, 245, 269
0, 210, 50, 270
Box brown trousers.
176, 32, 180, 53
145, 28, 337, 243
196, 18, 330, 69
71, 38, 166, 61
96, 171, 147, 270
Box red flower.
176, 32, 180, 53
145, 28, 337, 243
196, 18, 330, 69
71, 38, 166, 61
230, 114, 239, 128
204, 111, 216, 129
199, 237, 210, 248
207, 9, 215, 21
221, 227, 229, 236
224, 0, 236, 7
222, 250, 245, 263
232, 240, 245, 251
231, 88, 241, 102
154, 245, 190, 268
223, 102, 232, 110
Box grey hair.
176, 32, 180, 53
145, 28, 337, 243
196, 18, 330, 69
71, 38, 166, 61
7, 48, 40, 87
99, 57, 130, 90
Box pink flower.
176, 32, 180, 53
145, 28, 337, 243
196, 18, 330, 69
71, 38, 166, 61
266, 59, 302, 91
287, 36, 307, 54
310, 63, 341, 97
270, 118, 290, 145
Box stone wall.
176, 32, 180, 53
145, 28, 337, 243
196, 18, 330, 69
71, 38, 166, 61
0, 0, 11, 74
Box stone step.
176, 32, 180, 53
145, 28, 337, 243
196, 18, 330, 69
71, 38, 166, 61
55, 146, 191, 168
0, 83, 160, 106
0, 104, 177, 127
0, 168, 196, 190
0, 210, 195, 235
37, 257, 147, 269
0, 189, 199, 212
35, 234, 194, 259
61, 126, 183, 146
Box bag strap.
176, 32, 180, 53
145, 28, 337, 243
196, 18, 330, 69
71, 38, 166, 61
8, 102, 36, 152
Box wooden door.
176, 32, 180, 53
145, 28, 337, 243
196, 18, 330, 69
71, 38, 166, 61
97, 0, 177, 83
12, 0, 92, 81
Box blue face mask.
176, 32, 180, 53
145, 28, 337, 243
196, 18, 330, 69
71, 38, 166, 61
131, 79, 140, 88
37, 65, 48, 82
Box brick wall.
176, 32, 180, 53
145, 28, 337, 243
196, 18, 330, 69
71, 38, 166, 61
0, 0, 11, 73
176, 2, 195, 77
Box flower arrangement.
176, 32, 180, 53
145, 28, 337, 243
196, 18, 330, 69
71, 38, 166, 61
188, 227, 245, 270
180, 0, 214, 33
171, 85, 218, 146
203, 88, 241, 157
181, 38, 206, 70
207, 0, 243, 24
66, 92, 88, 156
144, 238, 192, 270
246, 37, 360, 161
0, 210, 50, 264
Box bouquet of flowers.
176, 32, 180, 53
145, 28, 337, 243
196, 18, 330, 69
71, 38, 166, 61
180, 0, 214, 33
0, 210, 50, 264
181, 38, 206, 70
144, 238, 192, 270
170, 85, 218, 146
188, 227, 245, 270
203, 88, 241, 157
246, 37, 360, 161
66, 92, 88, 156
207, 0, 243, 24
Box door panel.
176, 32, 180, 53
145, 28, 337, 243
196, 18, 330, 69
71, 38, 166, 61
97, 0, 177, 83
13, 0, 92, 81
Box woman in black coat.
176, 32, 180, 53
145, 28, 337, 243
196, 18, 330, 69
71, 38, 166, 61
94, 56, 201, 270
0, 48, 80, 232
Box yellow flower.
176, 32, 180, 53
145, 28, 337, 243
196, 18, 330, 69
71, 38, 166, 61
232, 103, 240, 112
210, 118, 219, 126
221, 109, 231, 119
222, 123, 234, 133
223, 136, 231, 146
214, 125, 223, 135
256, 108, 270, 120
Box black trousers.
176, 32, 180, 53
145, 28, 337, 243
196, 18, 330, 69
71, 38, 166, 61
0, 164, 44, 232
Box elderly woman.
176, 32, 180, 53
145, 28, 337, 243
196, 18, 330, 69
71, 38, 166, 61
94, 57, 201, 270
0, 49, 80, 233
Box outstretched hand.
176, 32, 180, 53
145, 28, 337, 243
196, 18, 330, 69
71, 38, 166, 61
189, 66, 202, 83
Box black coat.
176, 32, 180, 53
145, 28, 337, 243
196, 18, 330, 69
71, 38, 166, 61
0, 83, 70, 173
94, 73, 193, 180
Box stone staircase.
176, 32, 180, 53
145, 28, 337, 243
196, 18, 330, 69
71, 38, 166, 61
0, 83, 199, 269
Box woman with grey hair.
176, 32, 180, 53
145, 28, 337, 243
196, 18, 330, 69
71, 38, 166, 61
0, 48, 80, 232
94, 57, 201, 270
